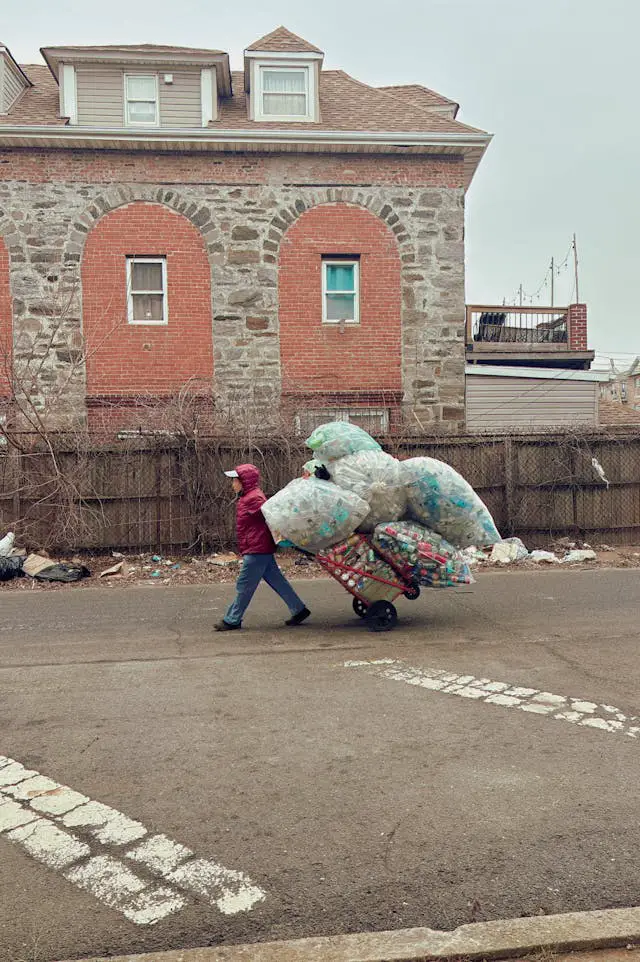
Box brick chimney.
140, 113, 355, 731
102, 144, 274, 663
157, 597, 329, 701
567, 303, 587, 350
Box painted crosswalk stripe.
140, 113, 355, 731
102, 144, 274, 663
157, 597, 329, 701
0, 755, 266, 925
343, 659, 640, 739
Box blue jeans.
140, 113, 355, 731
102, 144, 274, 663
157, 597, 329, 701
224, 554, 306, 627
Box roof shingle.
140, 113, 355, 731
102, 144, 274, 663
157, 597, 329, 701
378, 83, 457, 110
245, 26, 323, 54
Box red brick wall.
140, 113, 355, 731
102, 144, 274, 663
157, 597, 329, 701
0, 149, 466, 188
567, 303, 588, 350
82, 202, 213, 400
279, 203, 402, 396
0, 237, 11, 396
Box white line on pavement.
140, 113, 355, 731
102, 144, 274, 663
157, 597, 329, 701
343, 659, 640, 738
0, 754, 266, 925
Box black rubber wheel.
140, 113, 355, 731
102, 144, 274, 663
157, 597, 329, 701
404, 584, 421, 601
365, 600, 398, 632
352, 597, 368, 619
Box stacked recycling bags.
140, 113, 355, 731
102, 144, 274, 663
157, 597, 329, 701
262, 421, 501, 583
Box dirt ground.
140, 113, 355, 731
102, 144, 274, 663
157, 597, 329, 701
2, 539, 640, 592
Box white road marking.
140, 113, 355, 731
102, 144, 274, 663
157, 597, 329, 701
168, 858, 267, 915
343, 659, 640, 739
66, 856, 187, 925
0, 755, 267, 925
7, 817, 91, 869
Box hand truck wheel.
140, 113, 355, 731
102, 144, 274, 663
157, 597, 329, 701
365, 600, 398, 632
403, 583, 421, 601
352, 597, 368, 619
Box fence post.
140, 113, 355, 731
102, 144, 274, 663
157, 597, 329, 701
504, 437, 516, 536
11, 450, 21, 527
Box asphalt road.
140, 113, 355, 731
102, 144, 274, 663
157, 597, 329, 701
1, 568, 640, 962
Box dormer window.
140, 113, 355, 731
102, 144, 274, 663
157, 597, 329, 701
260, 66, 309, 118
250, 59, 317, 122
124, 74, 159, 126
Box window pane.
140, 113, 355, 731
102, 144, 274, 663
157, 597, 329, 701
127, 100, 157, 124
132, 293, 164, 321
131, 262, 163, 292
262, 69, 306, 93
127, 76, 156, 100
325, 264, 355, 292
262, 93, 307, 116
326, 293, 356, 321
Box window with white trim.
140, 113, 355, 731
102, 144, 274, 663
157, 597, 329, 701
295, 408, 389, 436
126, 257, 167, 324
256, 65, 312, 120
124, 74, 159, 126
322, 259, 359, 324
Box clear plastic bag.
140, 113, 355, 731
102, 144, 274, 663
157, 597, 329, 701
306, 421, 381, 463
262, 477, 370, 552
372, 521, 474, 588
401, 457, 500, 548
329, 451, 407, 532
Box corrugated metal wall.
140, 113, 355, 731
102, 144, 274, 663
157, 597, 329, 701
466, 374, 598, 432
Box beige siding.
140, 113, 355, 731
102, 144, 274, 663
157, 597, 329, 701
2, 58, 27, 112
159, 70, 202, 126
76, 66, 124, 126
466, 375, 598, 432
76, 65, 202, 127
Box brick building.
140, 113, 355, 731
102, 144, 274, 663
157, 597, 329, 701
0, 27, 491, 435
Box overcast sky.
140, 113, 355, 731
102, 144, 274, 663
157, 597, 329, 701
4, 0, 637, 368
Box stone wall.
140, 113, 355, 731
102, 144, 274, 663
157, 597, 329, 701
0, 149, 467, 431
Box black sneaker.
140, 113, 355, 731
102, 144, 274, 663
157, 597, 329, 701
214, 621, 240, 631
285, 607, 311, 627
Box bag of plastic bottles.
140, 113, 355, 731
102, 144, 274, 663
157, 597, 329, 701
306, 421, 382, 463
401, 457, 500, 548
328, 451, 406, 532
372, 521, 474, 588
262, 477, 370, 552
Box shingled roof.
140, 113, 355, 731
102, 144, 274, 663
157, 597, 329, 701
379, 83, 458, 111
208, 69, 486, 135
245, 26, 323, 54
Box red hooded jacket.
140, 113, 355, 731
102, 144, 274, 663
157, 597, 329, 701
234, 464, 276, 555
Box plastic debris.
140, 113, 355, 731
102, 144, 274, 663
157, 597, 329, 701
561, 549, 597, 564
262, 477, 369, 552
152, 555, 162, 563
326, 535, 400, 603
0, 555, 24, 581
0, 531, 15, 557
373, 521, 473, 588
329, 451, 406, 532
401, 457, 501, 548
490, 537, 529, 565
34, 562, 90, 583
529, 550, 561, 564
591, 457, 610, 489
306, 421, 382, 463
461, 546, 488, 567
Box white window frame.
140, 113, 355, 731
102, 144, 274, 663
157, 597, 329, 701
322, 259, 360, 325
295, 408, 389, 436
126, 256, 168, 325
254, 61, 315, 122
124, 73, 160, 127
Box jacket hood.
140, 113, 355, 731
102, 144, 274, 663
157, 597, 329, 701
235, 463, 261, 494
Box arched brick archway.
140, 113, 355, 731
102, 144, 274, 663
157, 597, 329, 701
0, 236, 11, 397
279, 203, 402, 395
82, 202, 213, 399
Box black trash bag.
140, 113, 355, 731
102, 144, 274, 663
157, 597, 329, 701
34, 563, 91, 583
0, 556, 24, 582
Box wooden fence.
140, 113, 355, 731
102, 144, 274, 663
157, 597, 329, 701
1, 430, 639, 552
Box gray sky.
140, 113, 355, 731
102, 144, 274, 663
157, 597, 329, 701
4, 0, 638, 368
